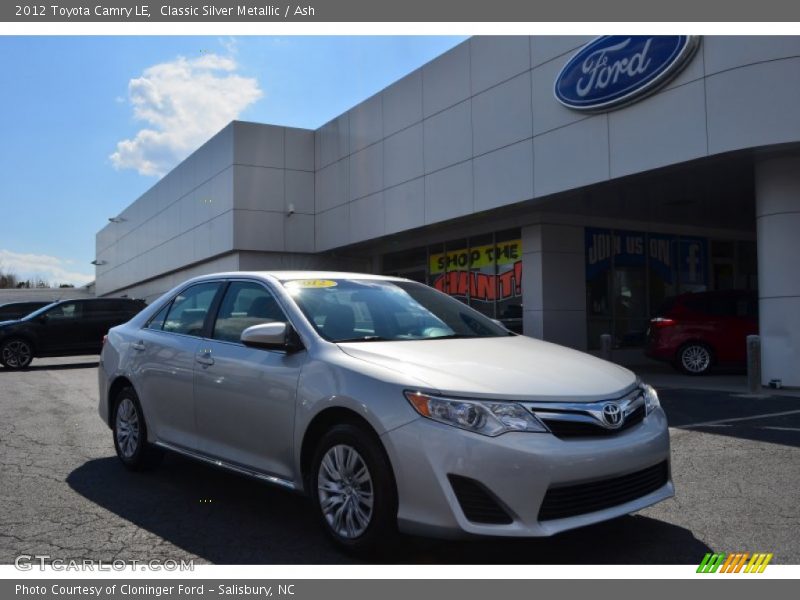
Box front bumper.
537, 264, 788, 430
381, 407, 673, 538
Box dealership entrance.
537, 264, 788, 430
378, 151, 761, 356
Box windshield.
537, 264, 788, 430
20, 302, 59, 320
283, 278, 512, 342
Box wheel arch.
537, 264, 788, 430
0, 334, 38, 368
1, 334, 38, 354
106, 375, 136, 428
299, 406, 396, 496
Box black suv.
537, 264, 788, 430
0, 298, 146, 369
0, 301, 50, 321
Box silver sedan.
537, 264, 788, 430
98, 271, 673, 551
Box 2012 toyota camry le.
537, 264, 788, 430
98, 271, 673, 550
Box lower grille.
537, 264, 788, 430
448, 475, 513, 524
538, 461, 669, 521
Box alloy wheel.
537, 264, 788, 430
2, 340, 32, 368
115, 397, 140, 459
317, 444, 374, 539
681, 345, 711, 374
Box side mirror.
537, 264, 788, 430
241, 322, 303, 352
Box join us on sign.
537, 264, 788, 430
554, 36, 700, 112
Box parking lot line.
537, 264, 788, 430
676, 409, 800, 430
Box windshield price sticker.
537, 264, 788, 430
286, 279, 338, 289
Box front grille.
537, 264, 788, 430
448, 474, 513, 524
543, 405, 646, 439
538, 461, 669, 521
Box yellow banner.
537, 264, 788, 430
429, 239, 522, 274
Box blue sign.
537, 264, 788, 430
555, 36, 699, 112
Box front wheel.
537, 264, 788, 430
0, 338, 34, 369
677, 343, 713, 375
112, 387, 163, 470
310, 423, 397, 552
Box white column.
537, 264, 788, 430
755, 154, 800, 388
521, 224, 587, 350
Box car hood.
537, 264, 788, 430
338, 335, 638, 402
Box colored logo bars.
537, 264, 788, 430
697, 552, 773, 573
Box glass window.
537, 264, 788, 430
84, 300, 121, 315
494, 230, 523, 332
212, 281, 287, 343
467, 233, 495, 319
284, 279, 510, 342
162, 282, 221, 337
737, 240, 757, 291
678, 237, 708, 293
383, 246, 427, 284
46, 302, 82, 321
146, 303, 171, 331
444, 238, 469, 303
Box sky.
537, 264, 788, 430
0, 35, 466, 286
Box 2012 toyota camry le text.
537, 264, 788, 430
98, 271, 673, 550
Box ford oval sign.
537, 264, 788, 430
554, 36, 700, 112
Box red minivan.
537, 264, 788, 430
644, 290, 758, 375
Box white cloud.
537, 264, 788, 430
110, 52, 262, 177
0, 249, 94, 287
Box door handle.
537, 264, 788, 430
131, 341, 145, 351
196, 350, 214, 366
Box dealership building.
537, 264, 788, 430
95, 35, 800, 387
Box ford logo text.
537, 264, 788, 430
554, 36, 700, 112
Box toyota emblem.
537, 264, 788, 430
601, 403, 623, 428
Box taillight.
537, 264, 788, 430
650, 317, 676, 329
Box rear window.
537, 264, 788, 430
85, 299, 145, 316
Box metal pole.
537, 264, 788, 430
601, 333, 613, 362
746, 335, 761, 394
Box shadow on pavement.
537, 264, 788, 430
68, 453, 710, 565
660, 389, 800, 448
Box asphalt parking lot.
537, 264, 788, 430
1, 356, 798, 565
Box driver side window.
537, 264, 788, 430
212, 281, 288, 343
47, 302, 82, 321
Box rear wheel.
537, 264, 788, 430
0, 338, 34, 369
112, 387, 163, 470
310, 423, 397, 552
677, 343, 713, 375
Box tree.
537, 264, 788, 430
0, 265, 19, 289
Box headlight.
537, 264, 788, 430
404, 391, 548, 436
641, 383, 660, 415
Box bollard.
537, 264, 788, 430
600, 333, 613, 362
746, 335, 761, 394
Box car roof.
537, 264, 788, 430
0, 301, 48, 307
189, 271, 408, 283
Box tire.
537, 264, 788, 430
310, 423, 398, 553
112, 387, 163, 471
677, 342, 713, 375
0, 338, 34, 370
